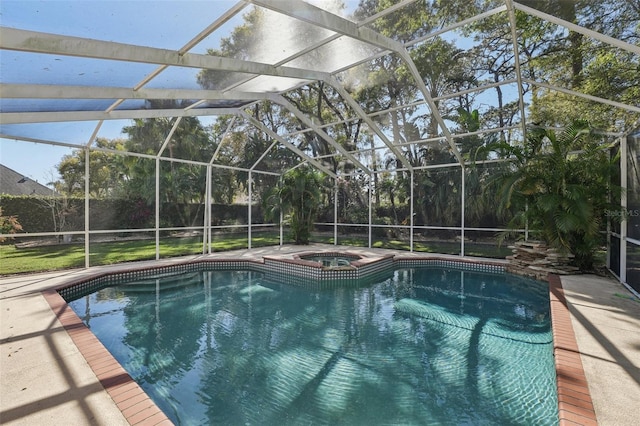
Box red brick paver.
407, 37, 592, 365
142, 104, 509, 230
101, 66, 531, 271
43, 289, 172, 426
548, 274, 598, 425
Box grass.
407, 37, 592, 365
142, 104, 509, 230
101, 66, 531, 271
0, 232, 511, 276
614, 293, 640, 303
0, 233, 281, 275
312, 234, 513, 258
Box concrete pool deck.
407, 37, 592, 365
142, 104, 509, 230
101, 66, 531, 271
1, 244, 639, 425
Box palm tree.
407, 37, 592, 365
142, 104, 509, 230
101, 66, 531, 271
264, 165, 327, 244
488, 120, 620, 270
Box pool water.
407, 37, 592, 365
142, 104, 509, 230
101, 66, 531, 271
67, 267, 558, 425
302, 255, 356, 267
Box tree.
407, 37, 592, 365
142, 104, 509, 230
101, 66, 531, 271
518, 1, 640, 131
264, 166, 327, 244
55, 138, 127, 198
121, 104, 216, 227
197, 6, 373, 218
486, 120, 620, 270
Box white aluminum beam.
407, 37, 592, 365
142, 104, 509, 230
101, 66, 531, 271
210, 116, 238, 165
407, 6, 507, 47
86, 121, 103, 147
523, 78, 640, 114
250, 139, 279, 171
505, 0, 528, 140
241, 111, 338, 179
0, 83, 273, 102
0, 27, 332, 81
513, 2, 640, 55
432, 79, 519, 102
158, 117, 182, 158
0, 107, 242, 124
272, 95, 371, 173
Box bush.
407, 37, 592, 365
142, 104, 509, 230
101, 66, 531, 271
0, 207, 23, 243
0, 195, 263, 232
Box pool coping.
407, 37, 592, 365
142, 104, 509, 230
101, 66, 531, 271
42, 256, 596, 426
42, 289, 172, 426
548, 274, 598, 426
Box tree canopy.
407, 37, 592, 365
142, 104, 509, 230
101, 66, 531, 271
49, 0, 637, 238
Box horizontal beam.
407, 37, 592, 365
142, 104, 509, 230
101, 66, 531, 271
0, 27, 331, 82
0, 107, 241, 124
0, 131, 282, 176
250, 0, 406, 53
0, 83, 271, 101
523, 78, 640, 113
513, 2, 640, 55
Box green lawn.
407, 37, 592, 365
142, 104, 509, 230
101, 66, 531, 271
0, 233, 513, 276
314, 235, 513, 258
0, 234, 281, 275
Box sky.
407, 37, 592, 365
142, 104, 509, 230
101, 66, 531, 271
0, 0, 359, 186
0, 0, 357, 185
0, 0, 240, 186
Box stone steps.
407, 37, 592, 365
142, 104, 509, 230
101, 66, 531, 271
506, 241, 579, 280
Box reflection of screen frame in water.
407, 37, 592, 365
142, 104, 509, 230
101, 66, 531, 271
62, 262, 558, 426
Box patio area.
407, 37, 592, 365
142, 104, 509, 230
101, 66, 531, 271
1, 245, 639, 425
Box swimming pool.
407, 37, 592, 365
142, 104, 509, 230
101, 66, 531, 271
64, 265, 558, 425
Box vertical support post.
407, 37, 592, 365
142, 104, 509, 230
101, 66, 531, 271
460, 165, 465, 257
620, 135, 628, 283
410, 170, 414, 252
204, 164, 211, 254
155, 157, 160, 260
279, 208, 284, 246
334, 178, 338, 246
155, 279, 160, 338
368, 172, 373, 248
248, 171, 252, 250
524, 202, 529, 241
84, 148, 90, 268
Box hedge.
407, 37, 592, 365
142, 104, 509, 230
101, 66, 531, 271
0, 195, 264, 234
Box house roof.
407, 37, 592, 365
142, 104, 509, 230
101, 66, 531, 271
0, 164, 53, 196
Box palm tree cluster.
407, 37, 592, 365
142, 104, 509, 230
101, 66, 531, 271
485, 120, 620, 270
263, 166, 328, 245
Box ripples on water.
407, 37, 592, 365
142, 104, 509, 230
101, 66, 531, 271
68, 267, 558, 425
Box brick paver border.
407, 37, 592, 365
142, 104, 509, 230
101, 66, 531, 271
42, 289, 172, 426
548, 274, 598, 425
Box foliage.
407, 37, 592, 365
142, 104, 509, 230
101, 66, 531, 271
55, 138, 127, 198
121, 108, 215, 227
517, 2, 640, 131
43, 1, 639, 254
485, 120, 621, 270
264, 166, 327, 244
1, 196, 55, 233
0, 207, 23, 243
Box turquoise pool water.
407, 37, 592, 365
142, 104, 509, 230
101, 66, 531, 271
301, 254, 357, 267
66, 267, 558, 425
